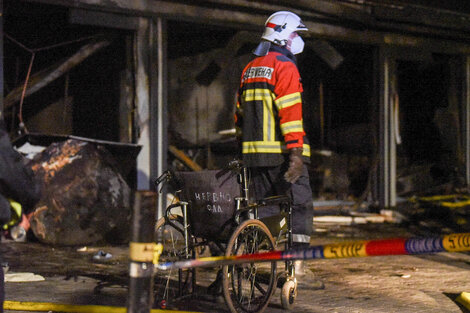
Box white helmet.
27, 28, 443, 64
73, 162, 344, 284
261, 11, 308, 54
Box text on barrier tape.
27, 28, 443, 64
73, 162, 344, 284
442, 233, 470, 252
129, 242, 163, 263
323, 241, 368, 258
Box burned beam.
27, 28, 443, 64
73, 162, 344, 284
69, 8, 139, 30
4, 38, 111, 110
336, 0, 470, 32
168, 145, 202, 172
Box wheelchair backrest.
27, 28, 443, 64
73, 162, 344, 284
175, 169, 240, 241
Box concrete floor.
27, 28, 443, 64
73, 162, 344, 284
1, 221, 470, 313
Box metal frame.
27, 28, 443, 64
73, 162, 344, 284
377, 48, 470, 207
465, 56, 470, 186
151, 18, 168, 219
0, 0, 3, 116
377, 46, 396, 209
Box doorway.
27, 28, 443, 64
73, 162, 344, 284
396, 55, 461, 196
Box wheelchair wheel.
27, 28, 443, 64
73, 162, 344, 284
222, 219, 276, 313
280, 279, 297, 310
154, 215, 194, 309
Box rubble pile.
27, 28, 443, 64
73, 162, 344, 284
28, 139, 131, 245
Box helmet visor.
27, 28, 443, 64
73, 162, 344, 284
297, 20, 308, 32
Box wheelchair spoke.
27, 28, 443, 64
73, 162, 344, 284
223, 220, 276, 313
253, 278, 267, 296
154, 216, 195, 309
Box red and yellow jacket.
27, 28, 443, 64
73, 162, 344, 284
236, 45, 310, 167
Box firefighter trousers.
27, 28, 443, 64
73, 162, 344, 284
249, 163, 313, 246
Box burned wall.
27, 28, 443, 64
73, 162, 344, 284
168, 28, 258, 147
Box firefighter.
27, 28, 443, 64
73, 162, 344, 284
0, 117, 41, 311
236, 11, 314, 276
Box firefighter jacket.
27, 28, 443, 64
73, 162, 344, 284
0, 119, 41, 225
237, 44, 311, 167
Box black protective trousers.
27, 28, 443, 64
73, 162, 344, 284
249, 163, 313, 247
0, 262, 3, 313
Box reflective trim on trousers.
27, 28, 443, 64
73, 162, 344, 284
292, 234, 311, 244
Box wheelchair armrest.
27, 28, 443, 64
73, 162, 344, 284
233, 196, 292, 221
234, 203, 258, 221
257, 195, 290, 206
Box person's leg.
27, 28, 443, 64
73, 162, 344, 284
0, 195, 8, 312
249, 166, 283, 218
288, 167, 323, 288
0, 195, 11, 227
0, 258, 4, 313
251, 164, 313, 244
290, 164, 313, 248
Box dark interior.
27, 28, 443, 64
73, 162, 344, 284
2, 0, 459, 198
3, 0, 127, 142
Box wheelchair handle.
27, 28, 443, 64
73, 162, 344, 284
215, 159, 244, 179
153, 170, 173, 187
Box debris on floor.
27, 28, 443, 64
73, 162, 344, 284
406, 194, 470, 233
313, 208, 406, 226
92, 250, 113, 262
5, 272, 45, 282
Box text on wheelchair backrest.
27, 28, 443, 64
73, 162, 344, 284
193, 192, 234, 213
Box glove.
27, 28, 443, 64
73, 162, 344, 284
284, 148, 303, 183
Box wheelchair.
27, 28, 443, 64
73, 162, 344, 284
153, 160, 298, 313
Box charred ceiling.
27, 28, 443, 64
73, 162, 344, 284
23, 0, 470, 49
